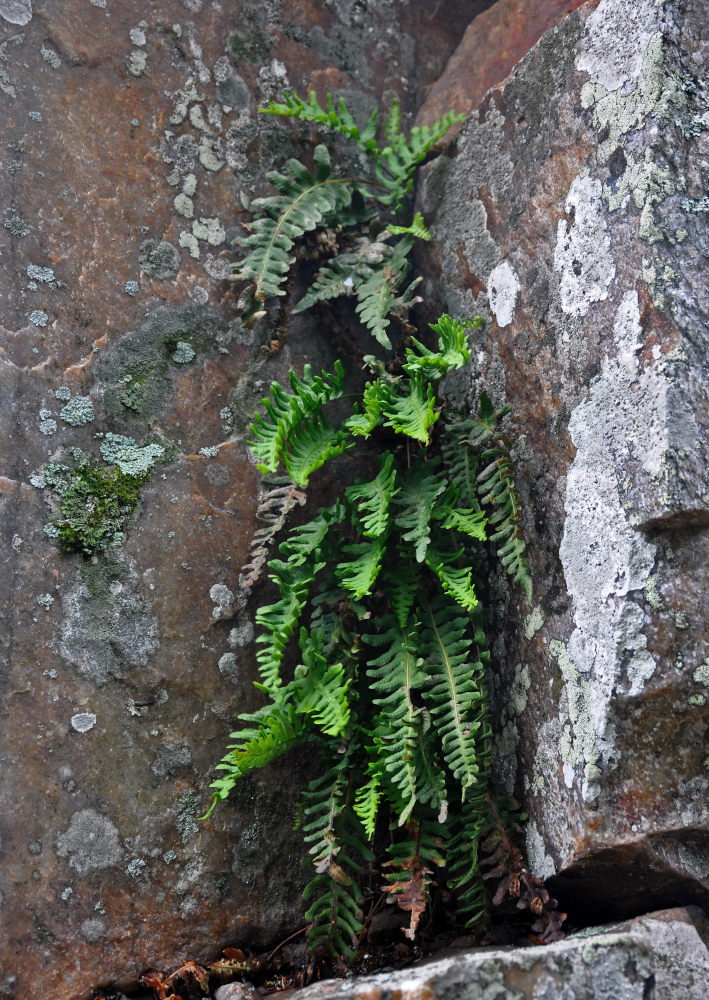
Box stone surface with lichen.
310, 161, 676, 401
417, 0, 709, 922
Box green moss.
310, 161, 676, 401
118, 364, 162, 413
52, 463, 147, 556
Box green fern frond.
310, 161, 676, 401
439, 503, 487, 542
477, 440, 532, 601
353, 770, 383, 839
255, 559, 320, 690
279, 504, 339, 565
447, 782, 493, 930
292, 629, 351, 737
375, 109, 465, 209
381, 371, 438, 444
249, 361, 348, 482
293, 254, 362, 313
345, 451, 398, 538
336, 537, 385, 599
344, 380, 387, 437
403, 313, 473, 380
383, 96, 405, 152
292, 236, 393, 315
393, 461, 447, 562
387, 211, 431, 241
207, 703, 307, 808
441, 421, 480, 508
261, 90, 380, 158
302, 758, 374, 957
420, 595, 485, 797
233, 145, 356, 309
424, 543, 478, 611
283, 410, 350, 486
353, 252, 411, 349
365, 619, 426, 825
381, 559, 421, 627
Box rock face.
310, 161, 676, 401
276, 907, 709, 1000
418, 0, 709, 919
416, 0, 589, 136
0, 1, 477, 997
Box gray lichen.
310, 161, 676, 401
59, 397, 94, 426
55, 809, 121, 875
100, 433, 164, 475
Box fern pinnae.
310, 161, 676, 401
386, 211, 431, 241
261, 90, 381, 159
365, 619, 425, 825
302, 757, 373, 957
353, 770, 383, 839
381, 371, 438, 444
344, 451, 398, 538
393, 459, 446, 563
292, 628, 351, 738
420, 594, 485, 799
233, 145, 356, 308
335, 536, 386, 599
248, 361, 348, 481
476, 440, 532, 601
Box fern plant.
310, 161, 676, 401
232, 90, 462, 339
205, 314, 531, 957
207, 92, 532, 962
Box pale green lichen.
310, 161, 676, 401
59, 397, 94, 426
29, 309, 48, 327
171, 341, 195, 364
643, 572, 665, 610
671, 609, 690, 630
179, 231, 200, 258
693, 660, 709, 686
550, 639, 604, 800
126, 857, 147, 878
688, 693, 707, 707
99, 433, 164, 475
523, 605, 544, 640
174, 193, 194, 218
126, 50, 147, 77
510, 662, 531, 715
192, 216, 226, 246
55, 386, 72, 402
175, 790, 200, 843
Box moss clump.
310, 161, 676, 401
52, 463, 147, 556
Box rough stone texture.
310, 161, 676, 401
276, 908, 709, 1000
416, 0, 589, 137
0, 2, 477, 998
417, 0, 709, 921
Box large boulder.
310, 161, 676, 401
272, 907, 709, 1000
417, 0, 709, 919
0, 1, 477, 997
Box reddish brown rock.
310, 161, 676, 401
416, 0, 590, 136
417, 0, 709, 921
0, 1, 476, 998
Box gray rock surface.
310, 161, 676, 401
417, 0, 709, 918
276, 907, 709, 1000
